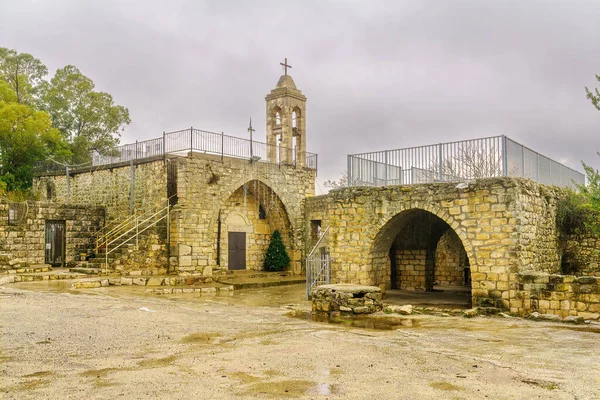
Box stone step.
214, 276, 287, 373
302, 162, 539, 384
144, 285, 234, 295
69, 267, 101, 275
0, 265, 52, 274
70, 275, 217, 288
13, 273, 87, 282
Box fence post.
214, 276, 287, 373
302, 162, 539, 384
135, 140, 139, 160
384, 150, 389, 185
502, 136, 508, 176
66, 167, 70, 205
163, 131, 166, 162
438, 144, 443, 182
347, 155, 352, 187
190, 126, 193, 155
221, 132, 224, 161
130, 158, 134, 215
521, 144, 525, 177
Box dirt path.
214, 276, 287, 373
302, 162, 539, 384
1, 282, 599, 399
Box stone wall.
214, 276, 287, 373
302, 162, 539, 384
511, 273, 600, 320
304, 178, 565, 309
0, 201, 104, 267
394, 250, 426, 290
168, 153, 315, 274
435, 229, 467, 286
563, 233, 600, 276
33, 157, 169, 223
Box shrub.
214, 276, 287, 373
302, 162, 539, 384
263, 230, 290, 272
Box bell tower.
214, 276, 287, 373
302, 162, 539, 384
265, 59, 307, 166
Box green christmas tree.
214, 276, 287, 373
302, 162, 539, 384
263, 230, 290, 272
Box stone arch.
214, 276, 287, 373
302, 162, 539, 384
369, 205, 476, 290
210, 178, 294, 271
271, 105, 282, 125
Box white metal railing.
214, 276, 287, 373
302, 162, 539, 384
89, 127, 318, 170
95, 196, 174, 274
347, 135, 584, 189
306, 226, 330, 299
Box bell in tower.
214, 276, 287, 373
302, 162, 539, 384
265, 58, 307, 167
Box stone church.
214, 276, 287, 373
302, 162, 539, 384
34, 68, 316, 276
28, 65, 600, 319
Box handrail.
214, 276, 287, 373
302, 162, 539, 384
101, 202, 171, 275
95, 193, 177, 252
307, 226, 330, 259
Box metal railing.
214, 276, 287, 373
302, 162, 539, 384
306, 226, 330, 299
90, 127, 318, 170
95, 196, 174, 274
347, 135, 584, 189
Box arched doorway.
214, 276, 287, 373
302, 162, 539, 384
371, 209, 472, 307
216, 180, 292, 271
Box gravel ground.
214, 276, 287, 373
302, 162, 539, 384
1, 282, 599, 399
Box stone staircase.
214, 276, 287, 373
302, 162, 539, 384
79, 201, 171, 274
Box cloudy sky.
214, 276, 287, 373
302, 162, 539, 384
1, 0, 599, 192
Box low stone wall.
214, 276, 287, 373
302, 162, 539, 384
311, 284, 383, 314
511, 273, 600, 320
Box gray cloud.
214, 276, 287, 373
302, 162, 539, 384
1, 0, 599, 191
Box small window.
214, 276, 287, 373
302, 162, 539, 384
275, 111, 281, 125
310, 220, 322, 240
46, 183, 53, 200
8, 203, 26, 225
259, 204, 267, 220
292, 111, 297, 128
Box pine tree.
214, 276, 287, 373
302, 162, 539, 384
263, 230, 290, 272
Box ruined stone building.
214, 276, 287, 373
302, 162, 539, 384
21, 68, 600, 320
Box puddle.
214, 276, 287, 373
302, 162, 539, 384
238, 379, 313, 398
287, 310, 419, 330
429, 381, 464, 391
180, 332, 222, 344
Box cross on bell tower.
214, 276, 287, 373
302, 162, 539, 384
265, 60, 307, 166
280, 58, 292, 75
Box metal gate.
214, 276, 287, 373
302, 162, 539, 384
228, 232, 246, 270
45, 221, 65, 266
306, 226, 330, 299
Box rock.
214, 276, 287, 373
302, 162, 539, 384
353, 306, 370, 314
463, 308, 479, 318
528, 312, 561, 322
132, 278, 146, 286
563, 316, 585, 324
527, 312, 542, 320
397, 305, 413, 315
339, 306, 352, 312
146, 277, 164, 286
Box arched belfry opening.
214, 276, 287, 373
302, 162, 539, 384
215, 180, 292, 271
265, 60, 307, 167
371, 209, 472, 306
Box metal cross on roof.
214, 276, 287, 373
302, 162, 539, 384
280, 58, 292, 75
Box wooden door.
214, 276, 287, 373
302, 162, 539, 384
228, 232, 246, 270
45, 221, 66, 266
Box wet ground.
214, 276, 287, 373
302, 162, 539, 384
1, 281, 599, 399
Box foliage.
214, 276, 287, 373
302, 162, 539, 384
323, 170, 367, 189
556, 190, 591, 238
42, 65, 131, 163
263, 230, 290, 272
0, 48, 48, 105
586, 74, 600, 111
575, 154, 600, 235
0, 81, 70, 190
557, 153, 600, 238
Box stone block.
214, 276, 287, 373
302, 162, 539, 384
179, 256, 192, 267
178, 244, 192, 256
